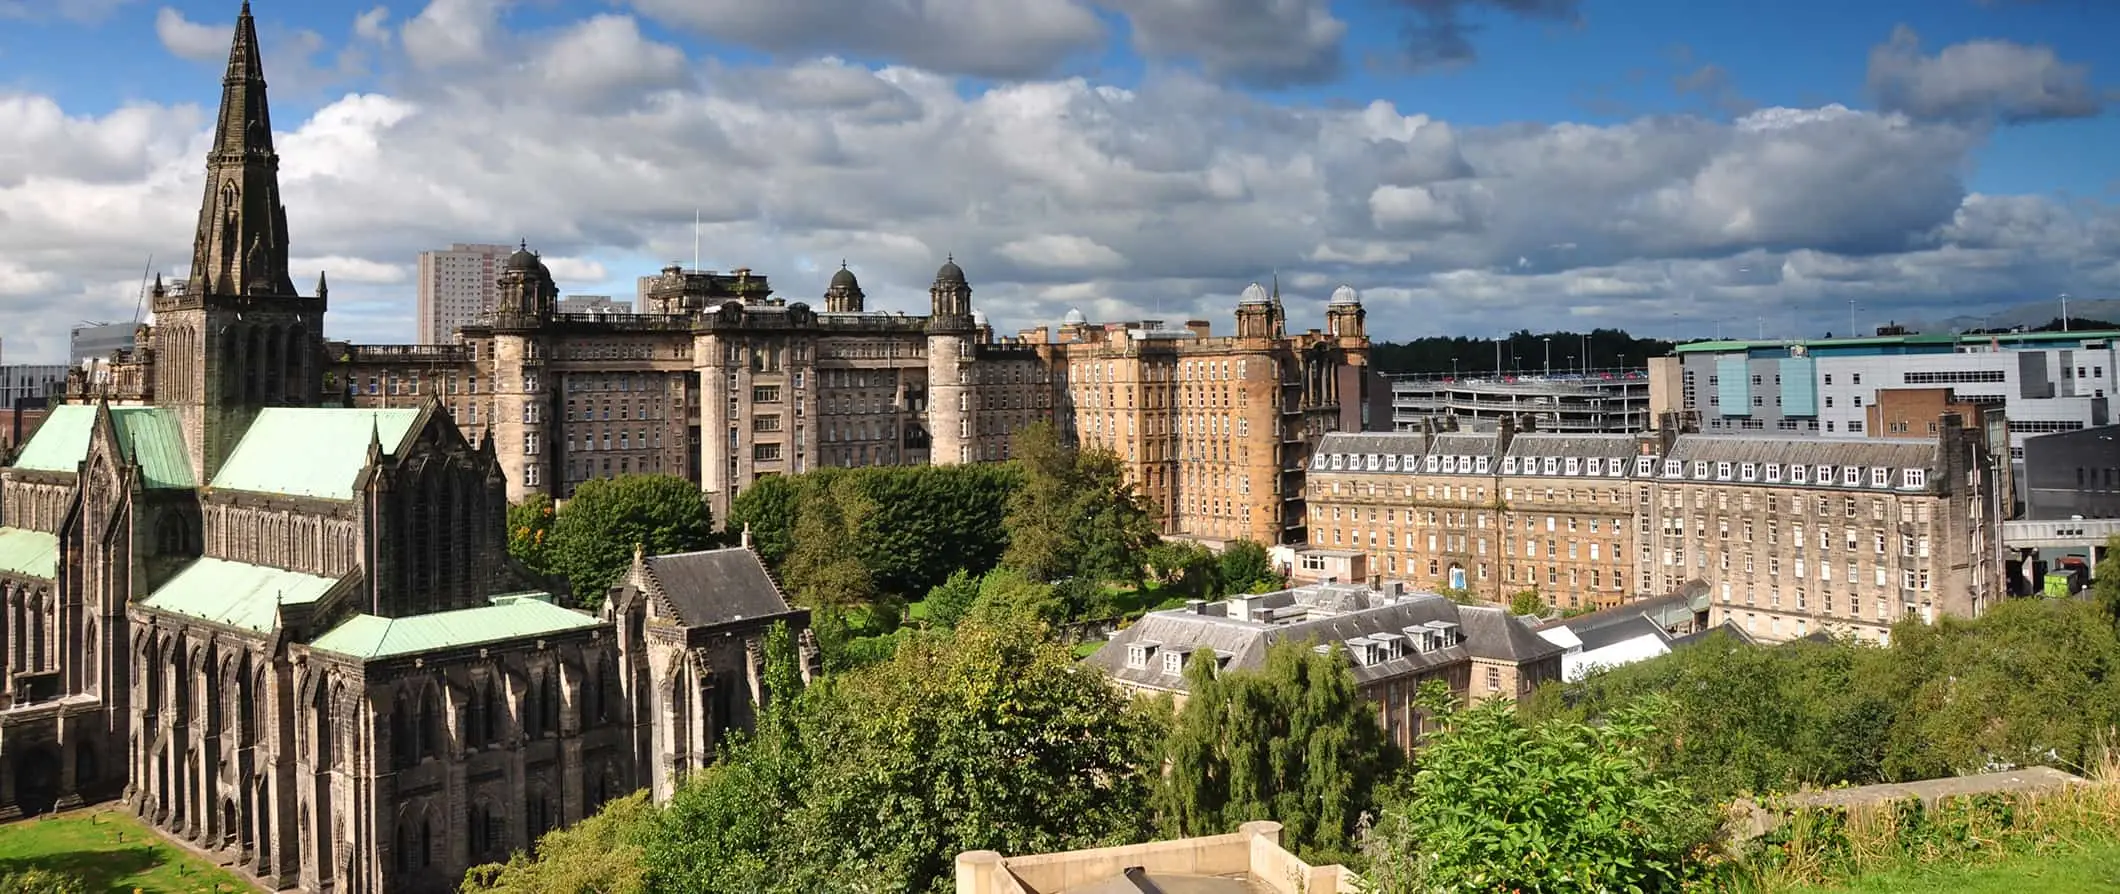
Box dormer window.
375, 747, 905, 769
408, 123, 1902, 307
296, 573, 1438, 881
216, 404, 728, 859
1441, 455, 1457, 473
1902, 468, 1926, 489
1128, 641, 1160, 669
1503, 457, 1518, 474
1663, 459, 1682, 477
1692, 461, 1709, 479
1312, 454, 1328, 470
1475, 456, 1490, 473
1385, 454, 1400, 471
1791, 464, 1808, 484
1401, 454, 1417, 471
1542, 457, 1559, 475
1716, 462, 1733, 480
1638, 457, 1657, 476
1765, 463, 1781, 483
1869, 467, 1890, 488
1367, 454, 1382, 471
1425, 455, 1440, 473
1841, 466, 1860, 487
1162, 650, 1186, 675
1564, 458, 1581, 476
1587, 458, 1603, 476
1816, 464, 1833, 485
1330, 454, 1345, 470
1740, 462, 1757, 482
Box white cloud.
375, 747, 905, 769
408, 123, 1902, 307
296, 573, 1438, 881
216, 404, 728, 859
1867, 25, 2106, 123
623, 0, 1105, 79
354, 6, 392, 42
1107, 0, 1346, 86
0, 4, 2116, 361
154, 7, 224, 62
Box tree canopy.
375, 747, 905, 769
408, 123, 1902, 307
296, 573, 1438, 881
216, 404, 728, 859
506, 493, 556, 574
546, 475, 716, 607
1002, 422, 1159, 583
1154, 642, 1398, 863
1216, 539, 1285, 595
728, 464, 1019, 599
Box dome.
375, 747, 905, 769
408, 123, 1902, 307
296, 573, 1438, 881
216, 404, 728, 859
1063, 307, 1087, 326
1238, 282, 1270, 304
505, 240, 541, 272
830, 263, 859, 289
1330, 283, 1361, 305
971, 307, 989, 327
935, 254, 967, 285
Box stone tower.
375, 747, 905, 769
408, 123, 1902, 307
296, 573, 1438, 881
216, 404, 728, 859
1326, 284, 1366, 340
151, 0, 324, 485
823, 263, 865, 313
925, 256, 975, 465
489, 243, 559, 500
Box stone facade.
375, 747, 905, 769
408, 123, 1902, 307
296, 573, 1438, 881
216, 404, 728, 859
1301, 415, 2006, 642
0, 8, 815, 892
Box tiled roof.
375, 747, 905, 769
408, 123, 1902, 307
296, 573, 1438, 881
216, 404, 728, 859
141, 557, 343, 632
630, 547, 797, 628
308, 593, 600, 660
7, 405, 192, 488
209, 408, 421, 500
0, 527, 60, 580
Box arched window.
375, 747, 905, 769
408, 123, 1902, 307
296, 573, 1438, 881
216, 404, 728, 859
540, 670, 561, 738
420, 685, 442, 760
390, 690, 415, 770
482, 677, 503, 745
156, 513, 188, 555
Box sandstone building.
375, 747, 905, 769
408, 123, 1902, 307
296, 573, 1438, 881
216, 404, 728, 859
1301, 416, 2004, 643
1, 8, 814, 891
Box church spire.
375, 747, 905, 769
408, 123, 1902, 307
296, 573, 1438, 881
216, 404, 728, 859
187, 0, 296, 298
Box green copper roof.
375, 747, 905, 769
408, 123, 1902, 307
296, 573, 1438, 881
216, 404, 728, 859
141, 557, 341, 632
7, 405, 193, 489
209, 408, 421, 500
0, 527, 60, 581
10, 405, 95, 473
308, 594, 600, 660
109, 408, 193, 489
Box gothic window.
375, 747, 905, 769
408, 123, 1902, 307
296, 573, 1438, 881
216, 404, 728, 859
391, 690, 417, 770
526, 791, 553, 844
540, 670, 561, 738
420, 685, 443, 760
597, 652, 621, 725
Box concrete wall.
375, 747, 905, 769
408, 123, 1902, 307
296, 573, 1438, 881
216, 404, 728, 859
955, 821, 1358, 894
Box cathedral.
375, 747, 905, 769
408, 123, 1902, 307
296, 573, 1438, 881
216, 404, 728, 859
0, 5, 812, 891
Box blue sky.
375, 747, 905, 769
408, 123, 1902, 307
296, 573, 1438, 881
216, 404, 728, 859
0, 0, 2115, 359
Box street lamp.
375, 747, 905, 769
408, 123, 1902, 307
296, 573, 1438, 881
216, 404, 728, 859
1542, 337, 1552, 377
2061, 293, 2071, 332
1494, 337, 1502, 378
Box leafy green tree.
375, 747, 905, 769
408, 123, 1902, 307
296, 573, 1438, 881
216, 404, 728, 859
1002, 422, 1159, 584
923, 569, 982, 630
1154, 642, 1398, 863
1508, 589, 1546, 617
966, 567, 1069, 629
643, 618, 1160, 893
779, 472, 877, 609
463, 792, 655, 894
507, 493, 556, 574
856, 464, 1020, 597
725, 474, 799, 568
2092, 534, 2120, 623
547, 475, 715, 607
1216, 539, 1284, 595
1143, 540, 1220, 599
1364, 683, 1717, 894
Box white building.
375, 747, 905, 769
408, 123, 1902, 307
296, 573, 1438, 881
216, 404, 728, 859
416, 242, 514, 342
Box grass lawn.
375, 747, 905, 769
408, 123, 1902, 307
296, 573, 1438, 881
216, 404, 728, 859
0, 808, 255, 893
1807, 837, 2120, 894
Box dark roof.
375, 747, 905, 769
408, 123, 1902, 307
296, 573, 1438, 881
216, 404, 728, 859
1671, 620, 1756, 648
935, 256, 967, 284
1571, 614, 1674, 653
636, 547, 796, 628
830, 265, 859, 288
505, 242, 541, 272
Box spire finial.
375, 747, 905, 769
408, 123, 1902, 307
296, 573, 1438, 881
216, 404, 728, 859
241, 0, 251, 15
947, 252, 954, 263
840, 259, 848, 270
519, 238, 527, 252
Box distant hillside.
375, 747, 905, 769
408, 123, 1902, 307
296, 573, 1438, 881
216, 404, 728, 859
1924, 297, 2120, 334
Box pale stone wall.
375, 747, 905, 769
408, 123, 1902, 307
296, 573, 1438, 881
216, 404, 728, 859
956, 821, 1360, 894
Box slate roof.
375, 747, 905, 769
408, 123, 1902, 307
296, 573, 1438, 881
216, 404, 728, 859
1085, 584, 1562, 693
1505, 432, 1639, 461
9, 405, 194, 488
1316, 432, 1427, 456
308, 593, 600, 660
0, 527, 60, 580
634, 547, 797, 628
210, 408, 421, 499
141, 557, 343, 632
1665, 435, 1936, 469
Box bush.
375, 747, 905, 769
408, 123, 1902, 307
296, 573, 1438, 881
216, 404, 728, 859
1364, 683, 1719, 893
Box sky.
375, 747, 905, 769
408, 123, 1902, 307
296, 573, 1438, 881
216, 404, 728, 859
0, 0, 2117, 363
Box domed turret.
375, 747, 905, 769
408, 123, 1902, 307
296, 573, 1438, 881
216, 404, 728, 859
1063, 307, 1087, 326
927, 253, 972, 331
1330, 283, 1361, 306
1239, 282, 1271, 304
505, 239, 541, 272
935, 255, 967, 286
824, 260, 865, 313
830, 265, 859, 289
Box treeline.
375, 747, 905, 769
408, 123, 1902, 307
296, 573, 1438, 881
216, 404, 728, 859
1371, 328, 1677, 376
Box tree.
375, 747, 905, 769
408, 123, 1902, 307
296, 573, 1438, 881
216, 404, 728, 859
2092, 534, 2120, 624
1003, 423, 1159, 584
1154, 642, 1398, 863
1364, 683, 1717, 894
1508, 589, 1546, 617
923, 569, 982, 630
1143, 540, 1220, 600
507, 494, 556, 574
778, 472, 877, 609
463, 792, 655, 894
966, 567, 1069, 629
725, 475, 799, 568
547, 475, 716, 607
1216, 539, 1284, 595
0, 871, 86, 894
642, 617, 1160, 893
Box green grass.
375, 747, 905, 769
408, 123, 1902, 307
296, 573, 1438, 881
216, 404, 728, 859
1806, 837, 2120, 893
0, 808, 255, 893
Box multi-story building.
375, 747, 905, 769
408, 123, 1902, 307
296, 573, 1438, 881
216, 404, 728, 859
1, 13, 817, 892
1300, 414, 2004, 643
318, 268, 1368, 545
1084, 580, 1562, 751
415, 242, 513, 343
70, 323, 139, 366
1389, 370, 1652, 434
1662, 329, 2117, 469
556, 295, 631, 315
2022, 424, 2120, 520
0, 365, 67, 410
